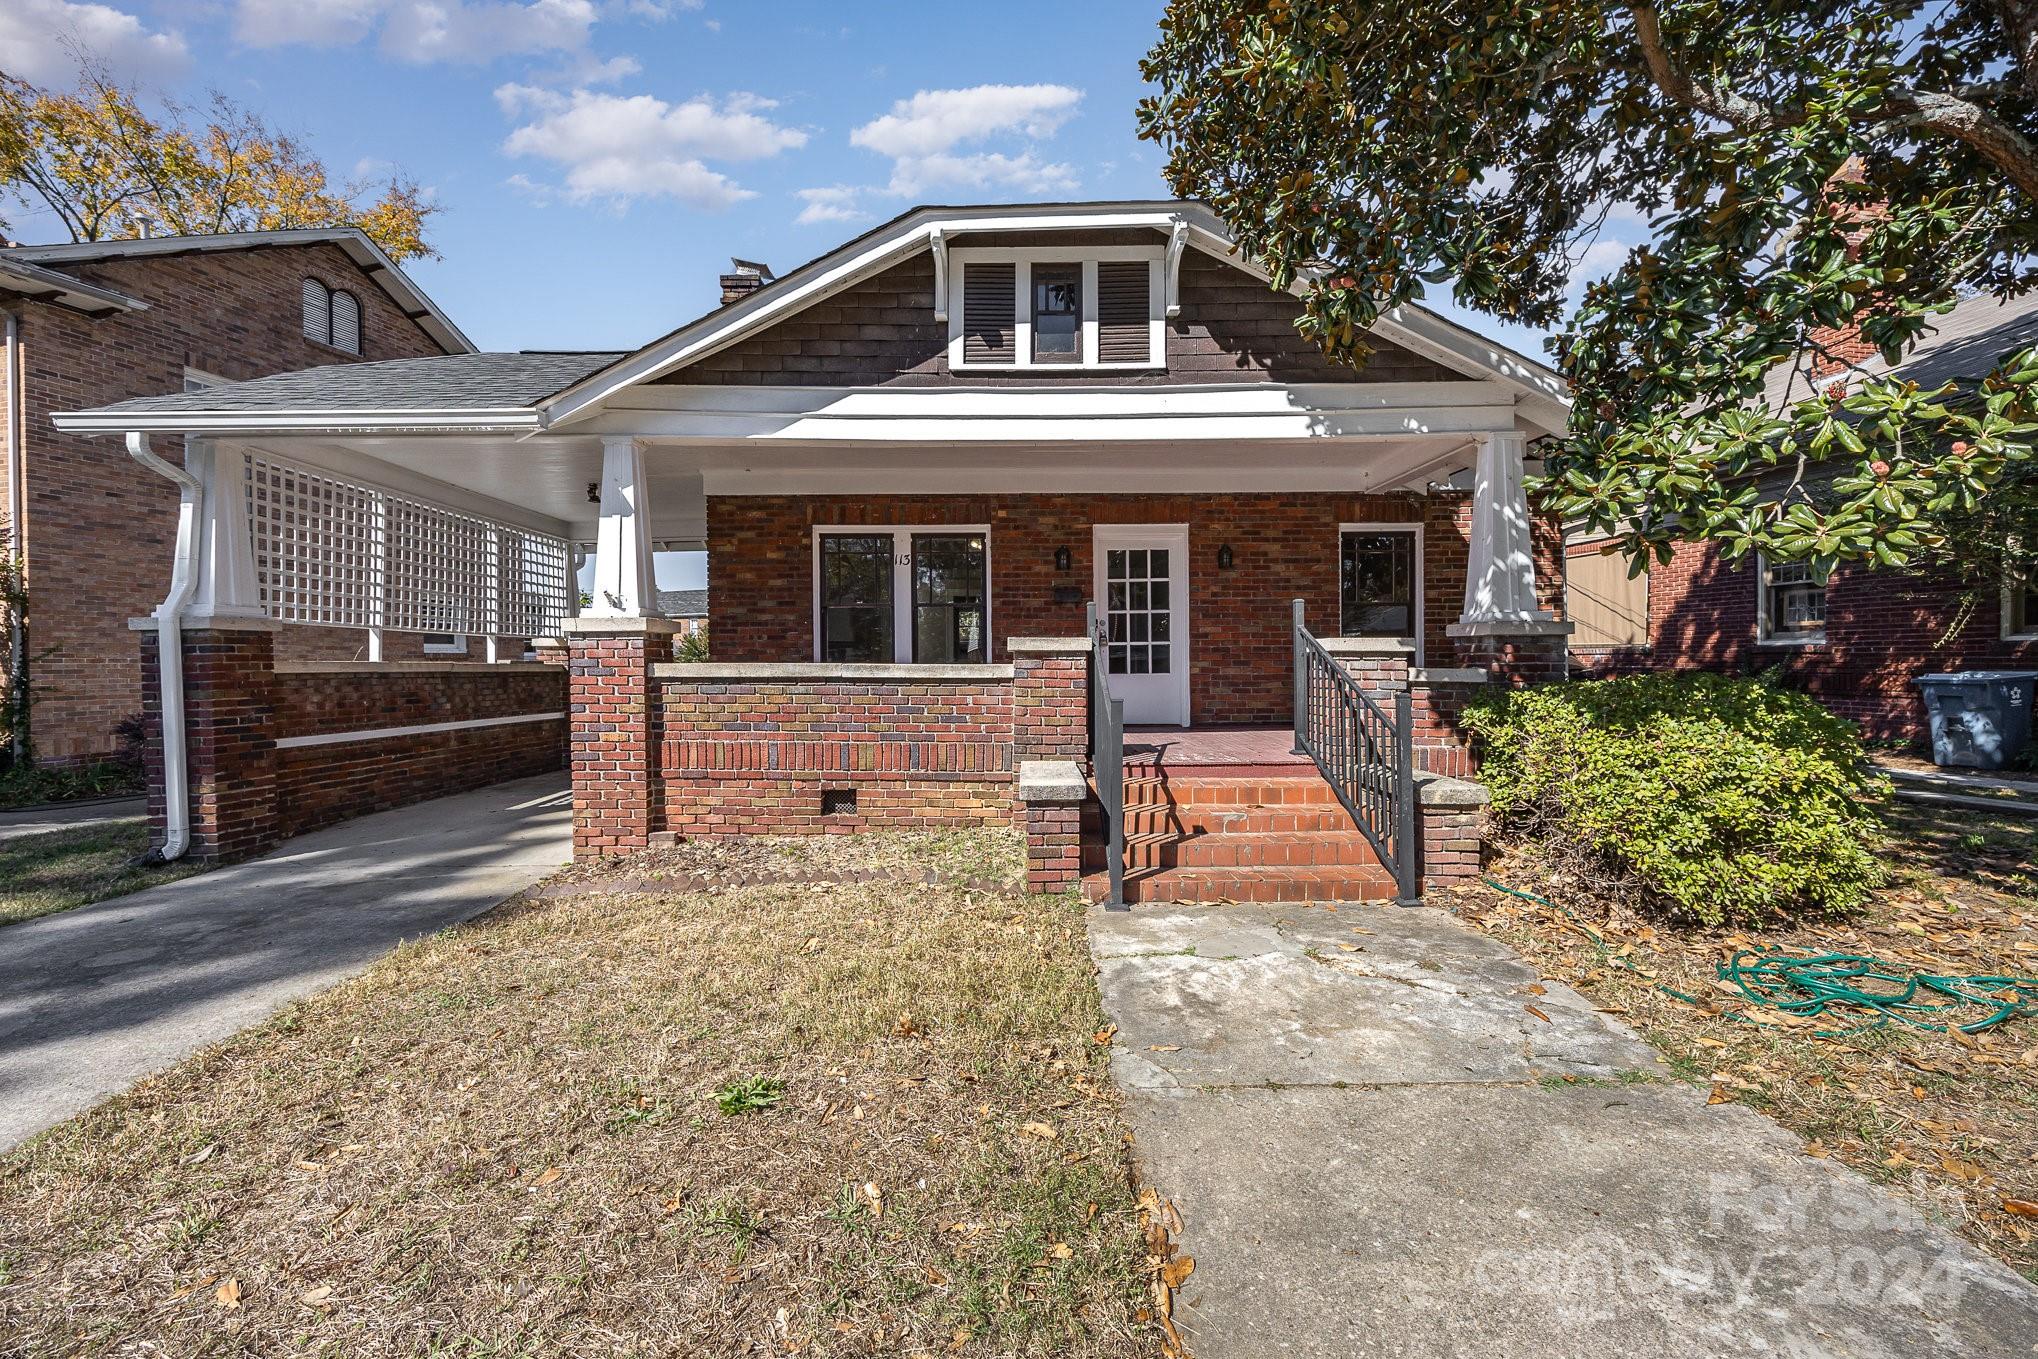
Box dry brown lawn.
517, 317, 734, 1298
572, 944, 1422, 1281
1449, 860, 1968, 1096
1453, 799, 2038, 1281
0, 830, 1166, 1357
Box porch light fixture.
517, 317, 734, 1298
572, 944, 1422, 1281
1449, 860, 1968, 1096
1217, 543, 1235, 570
587, 480, 600, 504
1054, 545, 1072, 573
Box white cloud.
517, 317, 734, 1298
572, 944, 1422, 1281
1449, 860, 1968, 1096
832, 83, 1083, 208
1569, 237, 1636, 289
233, 0, 596, 62
795, 185, 866, 226
622, 0, 703, 18
884, 150, 1076, 198
850, 83, 1080, 158
499, 87, 805, 210
0, 0, 190, 84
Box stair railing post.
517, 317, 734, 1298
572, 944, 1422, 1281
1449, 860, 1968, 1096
1291, 598, 1308, 755
1394, 687, 1419, 906
1105, 695, 1126, 909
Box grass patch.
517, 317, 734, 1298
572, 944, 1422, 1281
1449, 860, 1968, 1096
1455, 800, 2038, 1280
0, 829, 1162, 1356
0, 760, 144, 811
0, 821, 203, 927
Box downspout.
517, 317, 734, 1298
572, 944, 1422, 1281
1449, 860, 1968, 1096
126, 432, 201, 861
3, 310, 23, 766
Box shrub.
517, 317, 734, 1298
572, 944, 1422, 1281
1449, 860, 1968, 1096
1461, 673, 1889, 923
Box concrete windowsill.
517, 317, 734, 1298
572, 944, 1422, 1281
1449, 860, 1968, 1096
1006, 637, 1093, 656
1017, 759, 1088, 804
1410, 667, 1488, 685
653, 662, 1016, 682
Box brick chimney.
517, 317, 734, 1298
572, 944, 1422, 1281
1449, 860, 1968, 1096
1806, 157, 1889, 380
719, 257, 775, 306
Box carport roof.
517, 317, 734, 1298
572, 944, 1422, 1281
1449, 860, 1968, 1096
68, 351, 625, 430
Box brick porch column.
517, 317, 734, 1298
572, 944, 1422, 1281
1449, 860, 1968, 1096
1446, 621, 1574, 686
133, 614, 281, 862
1009, 636, 1091, 762
563, 616, 678, 860
1017, 760, 1086, 894
1415, 773, 1492, 893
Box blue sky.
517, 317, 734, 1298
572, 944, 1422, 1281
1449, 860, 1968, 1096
4, 0, 1564, 360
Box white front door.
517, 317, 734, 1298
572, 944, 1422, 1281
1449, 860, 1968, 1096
1092, 525, 1189, 727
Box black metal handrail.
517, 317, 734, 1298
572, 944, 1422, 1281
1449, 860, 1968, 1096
1086, 601, 1126, 908
1290, 600, 1419, 904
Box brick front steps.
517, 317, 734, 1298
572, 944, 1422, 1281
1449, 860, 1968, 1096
1082, 766, 1398, 904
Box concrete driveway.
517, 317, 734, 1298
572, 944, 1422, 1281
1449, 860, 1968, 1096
1094, 902, 2038, 1359
0, 774, 571, 1150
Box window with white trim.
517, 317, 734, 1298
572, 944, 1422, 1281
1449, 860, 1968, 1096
815, 528, 989, 664
1340, 527, 1421, 641
301, 278, 362, 355
1758, 554, 1829, 643
948, 247, 1163, 370
2007, 575, 2037, 639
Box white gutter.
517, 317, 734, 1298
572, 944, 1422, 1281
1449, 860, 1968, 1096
126, 432, 201, 861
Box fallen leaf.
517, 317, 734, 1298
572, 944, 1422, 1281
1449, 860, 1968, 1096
1524, 1004, 1551, 1024
1093, 1025, 1117, 1045
1020, 1121, 1058, 1140
300, 1286, 333, 1308
2003, 1199, 2038, 1217
1147, 1044, 1181, 1052
1046, 1241, 1074, 1260
1161, 1256, 1196, 1288
214, 1278, 241, 1311
862, 1181, 885, 1218
1526, 983, 1548, 996
185, 1143, 217, 1166
533, 1166, 563, 1187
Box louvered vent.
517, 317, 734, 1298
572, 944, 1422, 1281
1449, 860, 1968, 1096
301, 278, 330, 345
961, 262, 1016, 364
330, 290, 361, 355
1097, 262, 1152, 363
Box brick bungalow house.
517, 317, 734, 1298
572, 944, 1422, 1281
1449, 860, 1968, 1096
53, 201, 1572, 901
0, 228, 476, 766
1569, 289, 2038, 744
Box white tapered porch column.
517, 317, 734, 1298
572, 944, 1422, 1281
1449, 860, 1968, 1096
185, 439, 265, 620
1446, 429, 1571, 682
587, 435, 659, 618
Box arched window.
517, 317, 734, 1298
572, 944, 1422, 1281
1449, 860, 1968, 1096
301, 279, 363, 355
330, 289, 361, 354
301, 278, 330, 344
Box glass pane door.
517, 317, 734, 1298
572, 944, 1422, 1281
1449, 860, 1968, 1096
1105, 546, 1172, 676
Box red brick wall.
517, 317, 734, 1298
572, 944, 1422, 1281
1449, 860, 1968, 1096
1594, 538, 2038, 742
270, 664, 565, 838
660, 675, 1018, 835
11, 241, 450, 763
569, 631, 673, 858
707, 492, 1565, 726
666, 243, 1456, 388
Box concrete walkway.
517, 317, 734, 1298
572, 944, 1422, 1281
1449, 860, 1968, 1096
0, 774, 571, 1150
1093, 903, 2038, 1358
0, 796, 146, 844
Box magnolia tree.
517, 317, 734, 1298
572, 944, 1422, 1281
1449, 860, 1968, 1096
0, 68, 436, 262
1139, 1, 2038, 589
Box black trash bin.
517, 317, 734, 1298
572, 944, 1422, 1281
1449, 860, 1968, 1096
1914, 671, 2038, 770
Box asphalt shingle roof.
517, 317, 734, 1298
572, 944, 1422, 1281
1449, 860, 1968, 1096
87, 351, 626, 416
655, 589, 708, 618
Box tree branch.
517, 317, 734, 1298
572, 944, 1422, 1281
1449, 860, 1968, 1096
1625, 2, 1782, 129
1880, 87, 2038, 202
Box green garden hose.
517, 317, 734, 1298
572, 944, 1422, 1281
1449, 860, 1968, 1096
1480, 878, 2038, 1037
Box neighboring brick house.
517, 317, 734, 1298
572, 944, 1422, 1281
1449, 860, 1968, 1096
59, 201, 1575, 903
1570, 290, 2038, 743
1, 229, 476, 765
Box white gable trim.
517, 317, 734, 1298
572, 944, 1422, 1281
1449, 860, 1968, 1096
539, 200, 1570, 435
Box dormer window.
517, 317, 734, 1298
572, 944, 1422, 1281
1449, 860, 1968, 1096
947, 246, 1163, 370
302, 278, 362, 355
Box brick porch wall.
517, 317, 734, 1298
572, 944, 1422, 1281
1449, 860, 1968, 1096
138, 622, 566, 861
1584, 537, 2038, 743
707, 492, 1564, 727
659, 672, 1018, 836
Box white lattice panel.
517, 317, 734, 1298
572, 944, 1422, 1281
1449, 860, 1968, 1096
245, 453, 570, 638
